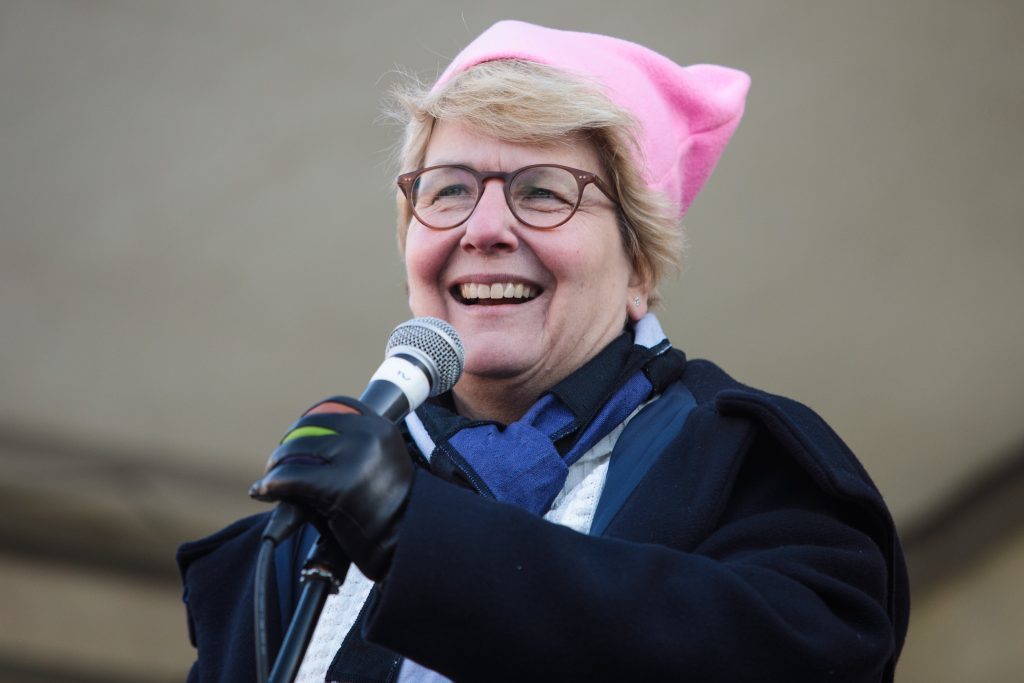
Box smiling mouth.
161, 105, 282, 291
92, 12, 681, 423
453, 282, 541, 305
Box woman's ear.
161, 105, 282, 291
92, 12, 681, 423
626, 271, 650, 322
627, 293, 648, 321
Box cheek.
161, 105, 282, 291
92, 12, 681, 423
531, 232, 594, 280
551, 239, 630, 293
404, 227, 441, 283
404, 227, 453, 308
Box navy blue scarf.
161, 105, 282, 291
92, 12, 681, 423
404, 315, 683, 515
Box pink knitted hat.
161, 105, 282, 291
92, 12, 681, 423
434, 20, 750, 217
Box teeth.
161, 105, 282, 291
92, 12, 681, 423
457, 281, 539, 302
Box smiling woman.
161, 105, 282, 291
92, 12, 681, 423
178, 20, 910, 682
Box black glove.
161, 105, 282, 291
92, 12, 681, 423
249, 397, 414, 581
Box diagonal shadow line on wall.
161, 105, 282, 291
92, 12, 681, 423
0, 421, 263, 586
899, 439, 1024, 597
1, 422, 1023, 595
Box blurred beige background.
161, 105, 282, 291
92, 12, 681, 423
1, 1, 1022, 681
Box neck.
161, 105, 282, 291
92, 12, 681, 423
450, 324, 645, 424
450, 335, 640, 425
451, 373, 544, 425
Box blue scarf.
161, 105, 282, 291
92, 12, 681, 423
404, 314, 679, 515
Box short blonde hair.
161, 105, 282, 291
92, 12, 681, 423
390, 60, 682, 304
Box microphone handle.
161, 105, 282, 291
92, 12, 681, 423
358, 380, 409, 423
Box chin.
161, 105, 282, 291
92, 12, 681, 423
461, 341, 536, 379
463, 353, 528, 379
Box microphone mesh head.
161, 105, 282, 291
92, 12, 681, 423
385, 317, 465, 396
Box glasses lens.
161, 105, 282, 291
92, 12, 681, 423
509, 166, 580, 228
410, 166, 479, 229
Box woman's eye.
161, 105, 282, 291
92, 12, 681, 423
436, 184, 471, 198
519, 186, 568, 202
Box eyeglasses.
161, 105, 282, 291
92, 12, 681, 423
397, 164, 619, 230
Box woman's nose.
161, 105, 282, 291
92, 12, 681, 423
460, 180, 519, 253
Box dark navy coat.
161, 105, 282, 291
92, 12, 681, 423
178, 357, 909, 682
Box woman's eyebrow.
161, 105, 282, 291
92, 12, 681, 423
424, 159, 467, 167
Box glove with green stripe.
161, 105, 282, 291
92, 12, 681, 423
249, 397, 414, 581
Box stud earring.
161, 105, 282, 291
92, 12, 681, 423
632, 296, 641, 307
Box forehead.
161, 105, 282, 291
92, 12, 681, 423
423, 120, 602, 172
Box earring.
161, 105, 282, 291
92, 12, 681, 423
632, 296, 641, 307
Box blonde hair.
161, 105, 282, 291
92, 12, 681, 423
389, 60, 683, 304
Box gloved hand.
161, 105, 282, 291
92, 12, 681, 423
249, 397, 414, 581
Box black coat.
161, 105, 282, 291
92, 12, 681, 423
177, 357, 909, 682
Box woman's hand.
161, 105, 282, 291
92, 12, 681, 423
249, 399, 414, 581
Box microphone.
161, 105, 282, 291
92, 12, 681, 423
361, 316, 465, 421
260, 317, 464, 545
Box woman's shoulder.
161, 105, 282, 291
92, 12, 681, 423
673, 355, 910, 655
678, 356, 888, 512
680, 356, 815, 412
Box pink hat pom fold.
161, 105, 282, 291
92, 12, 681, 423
435, 20, 750, 217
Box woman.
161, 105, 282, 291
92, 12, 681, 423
179, 20, 909, 682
